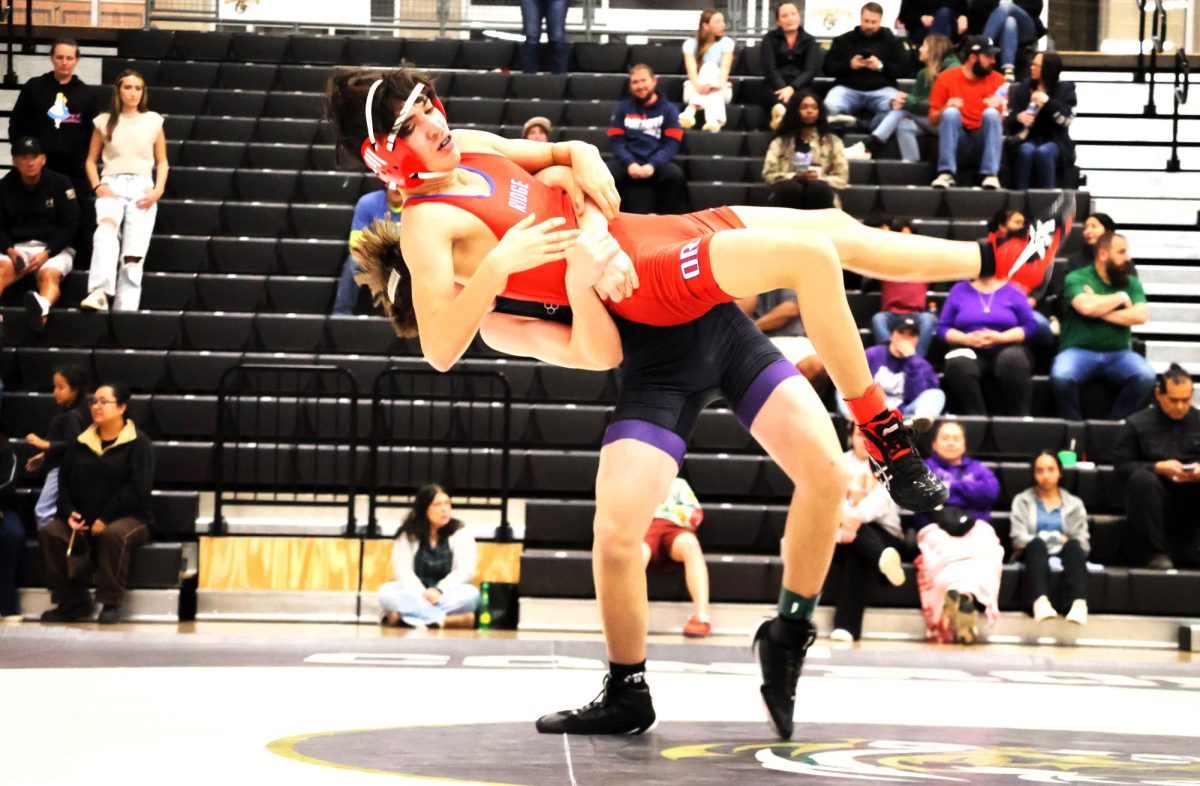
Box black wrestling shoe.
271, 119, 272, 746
535, 674, 657, 735
753, 617, 816, 740
860, 408, 948, 512
39, 599, 95, 623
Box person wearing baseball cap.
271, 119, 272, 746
927, 34, 1006, 189
845, 314, 945, 426
522, 116, 553, 143
0, 135, 80, 337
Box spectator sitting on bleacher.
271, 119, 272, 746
898, 0, 968, 45
523, 116, 553, 143
938, 267, 1038, 416
1069, 212, 1116, 274
519, 0, 568, 75
823, 3, 909, 131
38, 384, 154, 625
1050, 231, 1155, 422
9, 38, 98, 270
968, 0, 1045, 82
740, 288, 830, 395
24, 363, 90, 529
379, 484, 479, 628
642, 476, 711, 638
0, 436, 24, 622
841, 315, 946, 423
680, 9, 735, 133
1011, 450, 1090, 625
762, 90, 849, 210
760, 2, 825, 131
0, 136, 79, 337
333, 184, 404, 316
80, 70, 168, 313
1113, 364, 1200, 571
923, 420, 1000, 524
607, 64, 688, 215
831, 423, 907, 642
928, 36, 1006, 189
916, 502, 1003, 643
1005, 52, 1076, 190
869, 217, 937, 357
845, 34, 959, 163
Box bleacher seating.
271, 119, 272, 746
2, 29, 1197, 625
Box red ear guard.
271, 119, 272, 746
359, 89, 448, 189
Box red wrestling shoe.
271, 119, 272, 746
992, 190, 1075, 293
859, 408, 948, 512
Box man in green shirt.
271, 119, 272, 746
1050, 232, 1155, 420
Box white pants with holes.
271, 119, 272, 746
682, 62, 732, 127
89, 173, 158, 311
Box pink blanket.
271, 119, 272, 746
915, 521, 1004, 643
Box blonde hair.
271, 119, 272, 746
922, 34, 954, 83
694, 9, 724, 63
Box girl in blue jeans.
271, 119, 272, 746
379, 484, 480, 628
1005, 52, 1076, 190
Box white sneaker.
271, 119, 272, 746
1065, 599, 1088, 626
878, 546, 905, 587
931, 172, 955, 189
1032, 595, 1056, 621
679, 107, 697, 130
829, 628, 854, 642
702, 121, 723, 133
828, 113, 858, 128
980, 175, 1001, 190
843, 141, 873, 161
769, 103, 786, 131
1, 613, 23, 623
80, 288, 109, 312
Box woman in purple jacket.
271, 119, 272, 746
922, 420, 1000, 523
937, 269, 1039, 416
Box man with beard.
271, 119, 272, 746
1050, 232, 1155, 421
823, 3, 908, 132
928, 36, 1006, 189
606, 64, 688, 215
1113, 363, 1200, 570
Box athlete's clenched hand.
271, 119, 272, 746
569, 143, 621, 220
593, 249, 638, 303
487, 213, 581, 277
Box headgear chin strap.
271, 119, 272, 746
360, 79, 450, 189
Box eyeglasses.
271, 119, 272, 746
89, 397, 117, 407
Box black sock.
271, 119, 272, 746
609, 660, 647, 688
977, 239, 996, 279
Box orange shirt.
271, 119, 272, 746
928, 66, 1007, 131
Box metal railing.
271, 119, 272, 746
1136, 0, 1168, 115
212, 363, 362, 536
1167, 49, 1190, 172
367, 369, 512, 541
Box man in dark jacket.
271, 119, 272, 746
1113, 364, 1200, 570
823, 2, 909, 129
759, 2, 824, 129
9, 38, 98, 263
606, 64, 687, 215
0, 137, 80, 336
898, 0, 968, 44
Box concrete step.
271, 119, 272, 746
16, 587, 181, 622
1124, 228, 1200, 260
518, 598, 1188, 650
1092, 196, 1200, 226
1076, 144, 1200, 171
1086, 169, 1200, 198
1075, 81, 1200, 116
1072, 116, 1200, 144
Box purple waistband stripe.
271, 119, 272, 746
735, 358, 801, 428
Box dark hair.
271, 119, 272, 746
774, 88, 829, 141
933, 419, 965, 440
863, 211, 891, 229
397, 484, 463, 543
1086, 212, 1117, 236
50, 37, 79, 57
105, 70, 148, 142
775, 1, 799, 19
325, 65, 439, 168
54, 363, 87, 405
861, 2, 884, 15
94, 383, 132, 420
1038, 51, 1063, 93
987, 207, 1025, 234
1158, 362, 1192, 393
1032, 449, 1063, 474
352, 220, 417, 338
890, 217, 914, 233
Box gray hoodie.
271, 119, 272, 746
1009, 486, 1089, 556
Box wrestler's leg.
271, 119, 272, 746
728, 205, 982, 282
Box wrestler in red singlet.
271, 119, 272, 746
405, 151, 745, 327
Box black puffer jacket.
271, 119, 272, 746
759, 26, 825, 95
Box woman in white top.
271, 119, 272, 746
379, 484, 480, 628
680, 9, 736, 132
831, 422, 907, 641
82, 70, 167, 312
